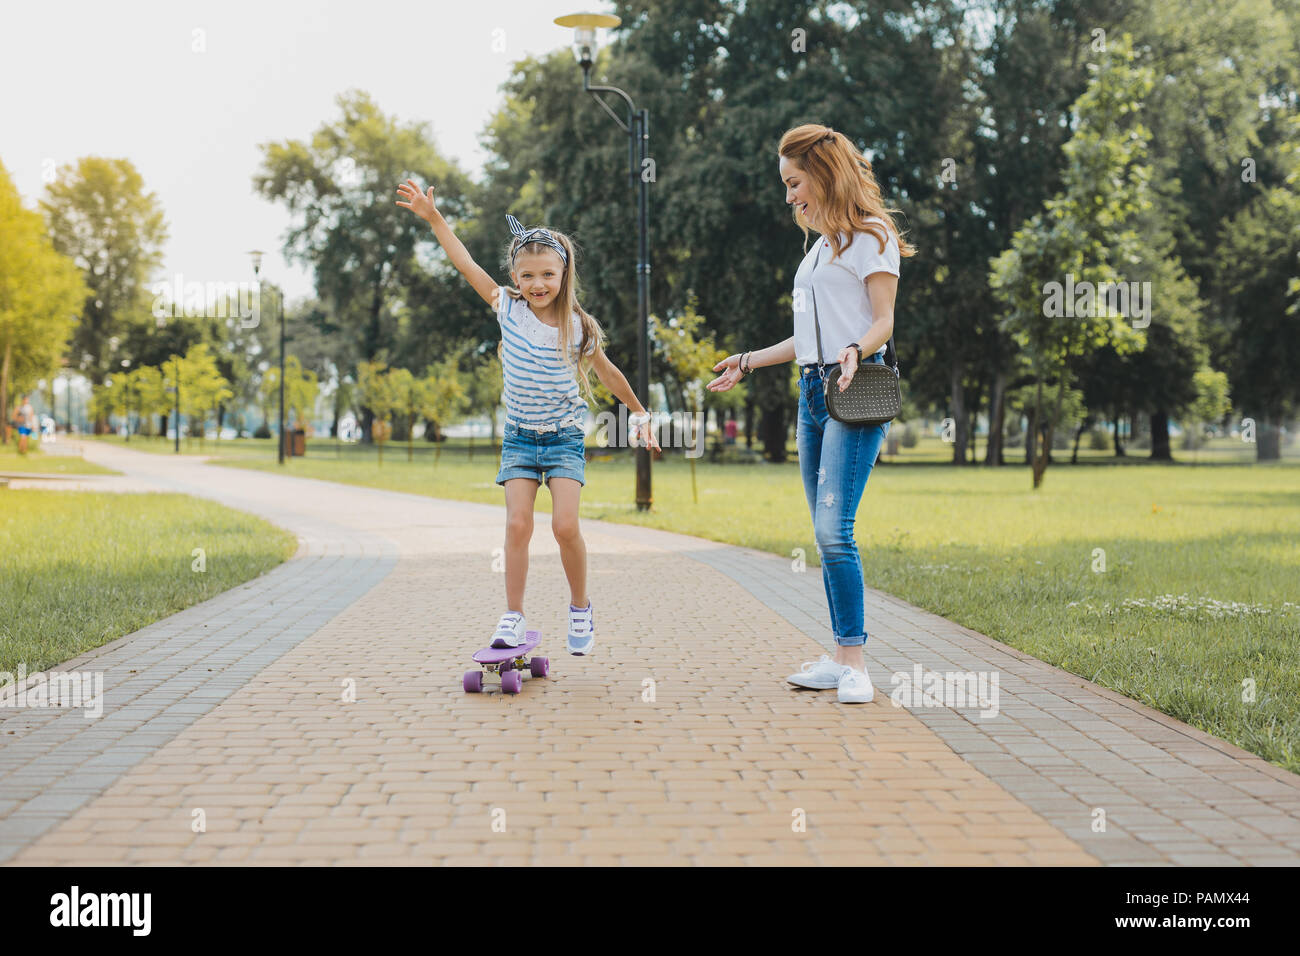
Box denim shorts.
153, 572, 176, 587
496, 419, 587, 487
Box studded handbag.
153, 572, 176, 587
809, 244, 901, 426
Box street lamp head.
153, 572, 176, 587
247, 249, 266, 275
555, 12, 621, 68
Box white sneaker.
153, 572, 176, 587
490, 610, 527, 648
787, 654, 850, 689
837, 667, 875, 704
567, 601, 594, 655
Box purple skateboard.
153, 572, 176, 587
463, 630, 549, 694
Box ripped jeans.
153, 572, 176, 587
795, 356, 891, 647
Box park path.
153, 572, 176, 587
2, 439, 1298, 865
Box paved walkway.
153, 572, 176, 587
2, 440, 1298, 865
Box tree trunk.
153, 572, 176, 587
761, 401, 788, 463
1112, 413, 1125, 456
1257, 413, 1281, 461
985, 367, 1005, 466
950, 357, 967, 464
1150, 409, 1172, 461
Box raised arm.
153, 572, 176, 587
395, 179, 498, 308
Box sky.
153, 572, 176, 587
0, 0, 619, 305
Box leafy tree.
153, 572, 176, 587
990, 35, 1157, 487
0, 161, 87, 438
252, 90, 474, 443
39, 157, 167, 430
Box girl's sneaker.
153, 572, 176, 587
786, 654, 850, 689
490, 610, 527, 648
837, 667, 875, 704
567, 601, 594, 655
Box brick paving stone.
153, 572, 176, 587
2, 439, 1297, 866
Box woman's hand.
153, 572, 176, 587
706, 354, 744, 392
834, 346, 860, 391
395, 179, 438, 221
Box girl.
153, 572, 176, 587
707, 125, 915, 703
395, 179, 659, 656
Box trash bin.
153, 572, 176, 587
292, 429, 306, 456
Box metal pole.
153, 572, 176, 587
278, 287, 286, 465
635, 107, 652, 511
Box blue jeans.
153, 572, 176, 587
795, 355, 891, 647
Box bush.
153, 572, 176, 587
1088, 427, 1109, 450
900, 424, 918, 448
253, 422, 271, 439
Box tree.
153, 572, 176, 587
252, 90, 474, 444
355, 360, 398, 465
990, 35, 1157, 487
39, 157, 167, 431
0, 161, 87, 440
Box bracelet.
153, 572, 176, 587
739, 351, 751, 375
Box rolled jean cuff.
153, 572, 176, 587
835, 633, 867, 648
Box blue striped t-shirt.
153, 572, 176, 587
495, 286, 597, 427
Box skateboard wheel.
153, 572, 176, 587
530, 656, 549, 678
502, 670, 523, 694
463, 670, 483, 693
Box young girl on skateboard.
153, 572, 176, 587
396, 179, 659, 656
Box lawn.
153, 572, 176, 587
0, 490, 299, 675
0, 438, 119, 475
197, 431, 1300, 773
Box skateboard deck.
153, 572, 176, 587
464, 630, 549, 694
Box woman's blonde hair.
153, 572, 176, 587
778, 124, 917, 261
498, 228, 604, 404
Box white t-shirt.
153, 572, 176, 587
792, 217, 900, 366
494, 286, 597, 427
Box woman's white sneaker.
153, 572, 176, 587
787, 655, 850, 689
490, 610, 527, 648
837, 667, 875, 704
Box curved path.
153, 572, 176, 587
1, 439, 1297, 865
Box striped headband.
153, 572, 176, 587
506, 214, 569, 267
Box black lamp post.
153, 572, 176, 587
248, 249, 285, 465
555, 11, 652, 511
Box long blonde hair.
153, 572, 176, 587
778, 124, 917, 261
498, 228, 604, 404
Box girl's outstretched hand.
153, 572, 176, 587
636, 422, 662, 453
707, 354, 743, 392
395, 179, 438, 221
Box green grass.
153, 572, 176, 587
199, 433, 1300, 773
0, 490, 298, 674
0, 438, 119, 475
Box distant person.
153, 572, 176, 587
15, 393, 35, 455
708, 124, 915, 704
396, 178, 659, 657
724, 416, 738, 445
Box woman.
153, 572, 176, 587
707, 124, 916, 703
